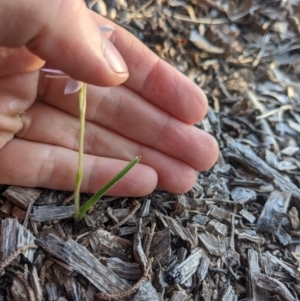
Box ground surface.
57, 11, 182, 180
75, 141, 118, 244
1, 0, 300, 300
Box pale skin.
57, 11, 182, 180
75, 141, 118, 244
0, 0, 219, 196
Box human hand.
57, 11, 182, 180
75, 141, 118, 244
0, 0, 219, 196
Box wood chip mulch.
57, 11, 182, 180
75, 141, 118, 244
1, 0, 300, 300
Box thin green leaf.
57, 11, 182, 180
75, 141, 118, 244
77, 157, 140, 221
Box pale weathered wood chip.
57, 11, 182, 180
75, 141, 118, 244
230, 187, 257, 204
225, 140, 300, 198
168, 248, 204, 284
162, 215, 196, 244
3, 187, 41, 210
257, 190, 290, 233
89, 227, 132, 261
207, 205, 233, 224
133, 218, 147, 272
0, 218, 36, 263
149, 228, 171, 266
199, 232, 227, 257
206, 219, 229, 237
105, 257, 142, 281
247, 248, 268, 301
254, 272, 295, 301
30, 205, 75, 222
30, 266, 43, 301
36, 234, 132, 294
132, 281, 162, 301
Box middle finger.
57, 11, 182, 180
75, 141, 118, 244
17, 101, 197, 193
39, 77, 218, 171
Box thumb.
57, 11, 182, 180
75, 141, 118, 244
0, 0, 128, 86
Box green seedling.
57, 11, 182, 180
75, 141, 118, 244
41, 34, 138, 220
74, 82, 139, 221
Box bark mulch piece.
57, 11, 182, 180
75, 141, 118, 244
1, 0, 300, 300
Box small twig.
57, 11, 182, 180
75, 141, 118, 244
246, 90, 279, 151
55, 222, 66, 239
40, 265, 45, 288
257, 245, 265, 273
201, 197, 237, 204
0, 244, 38, 270
173, 14, 227, 25
61, 193, 74, 206
24, 264, 29, 280
133, 219, 147, 271
253, 34, 271, 67
75, 231, 90, 242
106, 206, 119, 224
144, 223, 156, 257
109, 201, 141, 232
142, 226, 150, 250
120, 0, 153, 24
230, 214, 235, 250
209, 267, 228, 274
15, 271, 36, 301
23, 201, 34, 228
100, 196, 120, 203
217, 75, 237, 102
223, 261, 240, 280
30, 220, 38, 236
96, 258, 153, 300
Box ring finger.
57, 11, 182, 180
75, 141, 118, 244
17, 101, 197, 193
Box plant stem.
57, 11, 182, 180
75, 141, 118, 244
74, 83, 87, 220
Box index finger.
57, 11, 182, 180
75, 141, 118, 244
0, 0, 128, 86
90, 11, 208, 125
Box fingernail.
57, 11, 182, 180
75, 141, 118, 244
103, 38, 128, 74
99, 25, 115, 34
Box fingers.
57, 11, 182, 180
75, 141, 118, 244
0, 139, 158, 196
1, 0, 209, 124
40, 80, 219, 172
89, 11, 208, 124
17, 102, 197, 193
0, 0, 128, 86
0, 0, 209, 124
0, 47, 44, 76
